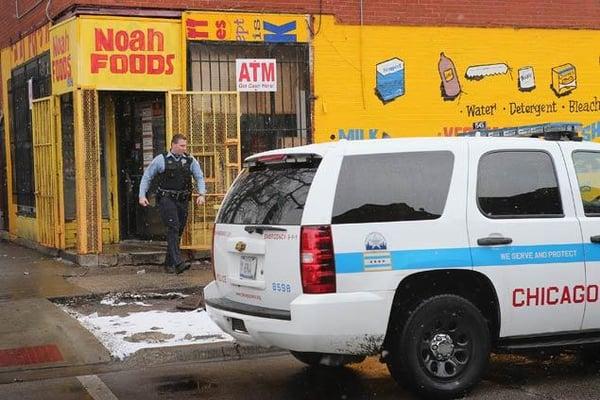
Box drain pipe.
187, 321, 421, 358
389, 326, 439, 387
359, 0, 366, 109
45, 0, 52, 21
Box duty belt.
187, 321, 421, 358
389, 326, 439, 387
157, 188, 190, 201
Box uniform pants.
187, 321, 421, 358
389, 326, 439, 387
158, 196, 189, 267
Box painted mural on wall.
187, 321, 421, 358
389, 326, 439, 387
313, 17, 600, 142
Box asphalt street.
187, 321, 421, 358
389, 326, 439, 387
3, 351, 600, 400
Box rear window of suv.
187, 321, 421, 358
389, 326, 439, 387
332, 151, 454, 224
217, 158, 320, 225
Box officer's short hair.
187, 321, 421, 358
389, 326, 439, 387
171, 133, 188, 144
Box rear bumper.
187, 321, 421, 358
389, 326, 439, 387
203, 281, 394, 355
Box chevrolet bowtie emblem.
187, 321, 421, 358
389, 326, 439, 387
235, 241, 247, 252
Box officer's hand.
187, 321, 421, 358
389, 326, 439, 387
139, 197, 149, 207
196, 195, 205, 206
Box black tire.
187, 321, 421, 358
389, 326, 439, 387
387, 294, 490, 399
290, 351, 324, 366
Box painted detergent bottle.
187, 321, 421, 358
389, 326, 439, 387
438, 52, 461, 100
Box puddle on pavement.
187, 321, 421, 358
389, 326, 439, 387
156, 376, 217, 393
51, 288, 203, 317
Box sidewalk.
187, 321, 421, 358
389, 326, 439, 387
0, 239, 214, 300
0, 240, 280, 382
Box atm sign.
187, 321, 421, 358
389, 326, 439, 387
235, 59, 277, 92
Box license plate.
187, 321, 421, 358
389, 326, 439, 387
240, 255, 258, 280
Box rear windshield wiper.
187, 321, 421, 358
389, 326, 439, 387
244, 225, 288, 234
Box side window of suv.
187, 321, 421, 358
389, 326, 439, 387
572, 151, 600, 216
332, 151, 454, 224
477, 151, 563, 218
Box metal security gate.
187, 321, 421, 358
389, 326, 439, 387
74, 88, 101, 254
188, 43, 311, 160
32, 97, 62, 248
168, 91, 241, 249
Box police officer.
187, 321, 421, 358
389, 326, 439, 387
139, 134, 206, 274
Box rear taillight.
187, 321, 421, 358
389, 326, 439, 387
210, 224, 216, 281
300, 225, 336, 294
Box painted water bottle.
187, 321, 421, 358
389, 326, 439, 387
438, 52, 461, 100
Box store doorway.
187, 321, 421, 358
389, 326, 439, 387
111, 92, 167, 240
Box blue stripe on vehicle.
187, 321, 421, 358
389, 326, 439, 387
335, 243, 590, 274
584, 243, 600, 261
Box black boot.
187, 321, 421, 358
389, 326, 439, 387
175, 261, 191, 275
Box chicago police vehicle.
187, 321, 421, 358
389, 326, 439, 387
204, 123, 600, 398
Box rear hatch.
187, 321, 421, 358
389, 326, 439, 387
213, 153, 321, 311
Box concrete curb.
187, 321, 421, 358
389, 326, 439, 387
120, 341, 287, 368
0, 342, 287, 384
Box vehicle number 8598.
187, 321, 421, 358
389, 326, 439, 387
272, 282, 291, 293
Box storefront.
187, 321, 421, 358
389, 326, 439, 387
1, 11, 312, 255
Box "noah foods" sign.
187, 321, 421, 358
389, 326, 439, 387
79, 16, 182, 90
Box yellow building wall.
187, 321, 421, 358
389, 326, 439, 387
313, 17, 600, 142
12, 216, 37, 242
64, 220, 112, 249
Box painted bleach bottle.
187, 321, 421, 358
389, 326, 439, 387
438, 52, 461, 100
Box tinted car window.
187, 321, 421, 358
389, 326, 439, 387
477, 151, 562, 218
332, 151, 454, 224
217, 161, 319, 225
572, 151, 600, 216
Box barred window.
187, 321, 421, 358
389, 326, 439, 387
9, 52, 51, 215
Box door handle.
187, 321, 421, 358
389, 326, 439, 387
477, 236, 513, 246
590, 235, 600, 243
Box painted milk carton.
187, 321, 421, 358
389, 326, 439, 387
376, 58, 405, 102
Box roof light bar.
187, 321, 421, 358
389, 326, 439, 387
460, 122, 583, 141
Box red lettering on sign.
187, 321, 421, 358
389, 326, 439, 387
95, 28, 113, 51
95, 28, 164, 52
249, 62, 260, 81
148, 29, 164, 51
186, 19, 209, 39
110, 54, 128, 73
215, 20, 227, 40
165, 54, 175, 75
115, 30, 128, 51
130, 54, 146, 73
262, 62, 275, 81
91, 53, 175, 75
51, 31, 72, 84
91, 53, 108, 73
148, 55, 165, 75
129, 30, 145, 51
90, 27, 174, 76
238, 63, 250, 82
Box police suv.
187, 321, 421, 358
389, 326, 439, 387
204, 123, 600, 398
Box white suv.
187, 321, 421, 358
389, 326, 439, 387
205, 125, 600, 398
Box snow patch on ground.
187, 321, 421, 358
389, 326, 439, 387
61, 307, 234, 359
